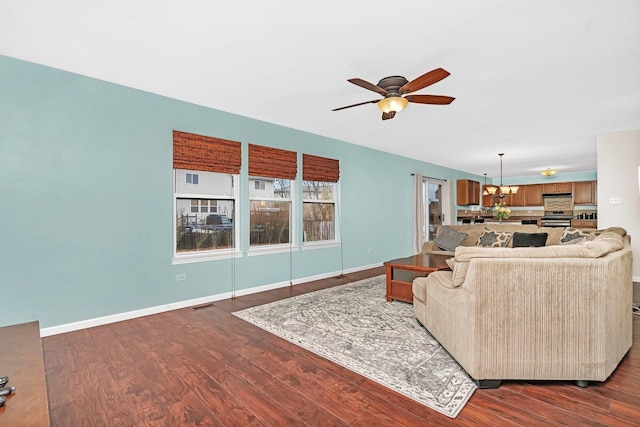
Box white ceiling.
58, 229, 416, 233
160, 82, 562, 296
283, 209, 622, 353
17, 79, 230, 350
1, 0, 639, 179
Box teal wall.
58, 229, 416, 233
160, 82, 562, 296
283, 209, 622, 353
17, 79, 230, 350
499, 171, 597, 185
1, 55, 477, 329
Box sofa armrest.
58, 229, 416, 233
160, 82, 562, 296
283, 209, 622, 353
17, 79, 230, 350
421, 241, 455, 256
421, 241, 436, 253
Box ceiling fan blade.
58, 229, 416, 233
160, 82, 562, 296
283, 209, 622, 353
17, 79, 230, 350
406, 94, 455, 105
332, 99, 379, 111
399, 68, 450, 94
348, 78, 389, 95
382, 111, 396, 120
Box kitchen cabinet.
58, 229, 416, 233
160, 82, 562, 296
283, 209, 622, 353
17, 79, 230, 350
482, 185, 493, 207
542, 182, 572, 194
481, 180, 596, 208
506, 185, 526, 207
524, 184, 544, 206
574, 181, 597, 205
456, 179, 480, 205
572, 219, 597, 229
482, 185, 524, 206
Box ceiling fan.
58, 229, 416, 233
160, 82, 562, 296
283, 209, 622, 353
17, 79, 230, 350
332, 67, 455, 120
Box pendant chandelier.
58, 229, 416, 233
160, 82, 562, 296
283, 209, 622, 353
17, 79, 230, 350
485, 153, 519, 198
482, 173, 489, 196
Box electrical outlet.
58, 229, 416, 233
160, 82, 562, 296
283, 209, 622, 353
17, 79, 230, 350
608, 197, 623, 205
175, 273, 187, 281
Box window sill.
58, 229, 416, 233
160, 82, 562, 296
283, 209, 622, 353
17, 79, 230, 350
302, 240, 341, 250
172, 249, 243, 265
248, 244, 299, 256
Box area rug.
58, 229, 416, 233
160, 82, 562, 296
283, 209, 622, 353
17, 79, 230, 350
232, 275, 476, 418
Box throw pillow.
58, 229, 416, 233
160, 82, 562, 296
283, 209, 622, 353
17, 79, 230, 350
434, 226, 469, 252
512, 232, 548, 248
476, 228, 513, 248
560, 227, 589, 245
445, 257, 456, 270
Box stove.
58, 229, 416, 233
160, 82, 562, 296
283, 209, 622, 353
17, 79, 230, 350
540, 211, 573, 227
541, 193, 573, 227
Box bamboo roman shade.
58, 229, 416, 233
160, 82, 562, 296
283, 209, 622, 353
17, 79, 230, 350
248, 144, 297, 179
173, 130, 241, 174
303, 154, 340, 182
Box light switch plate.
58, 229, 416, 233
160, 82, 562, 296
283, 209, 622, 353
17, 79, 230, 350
608, 197, 623, 204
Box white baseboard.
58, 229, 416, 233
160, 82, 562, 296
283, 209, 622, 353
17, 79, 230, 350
40, 263, 382, 337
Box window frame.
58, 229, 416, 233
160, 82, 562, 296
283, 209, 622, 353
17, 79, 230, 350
248, 176, 297, 255
172, 169, 241, 264
302, 180, 340, 250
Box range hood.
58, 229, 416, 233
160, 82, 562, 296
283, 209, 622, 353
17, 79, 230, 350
542, 192, 573, 221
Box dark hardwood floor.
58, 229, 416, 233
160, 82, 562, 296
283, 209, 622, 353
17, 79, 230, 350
43, 267, 640, 426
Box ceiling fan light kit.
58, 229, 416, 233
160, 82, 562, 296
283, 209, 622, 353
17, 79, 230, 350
377, 96, 408, 113
333, 67, 455, 120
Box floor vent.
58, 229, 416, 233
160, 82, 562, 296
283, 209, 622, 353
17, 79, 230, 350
192, 303, 215, 311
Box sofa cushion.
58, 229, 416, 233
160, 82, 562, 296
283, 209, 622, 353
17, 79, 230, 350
434, 226, 469, 251
537, 227, 566, 245
412, 277, 428, 302
445, 257, 456, 270
476, 228, 513, 248
451, 259, 470, 288
449, 231, 625, 286
512, 232, 548, 247
458, 231, 623, 261
560, 227, 590, 245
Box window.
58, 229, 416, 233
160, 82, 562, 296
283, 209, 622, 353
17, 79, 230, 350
189, 199, 217, 213
186, 173, 199, 185
302, 154, 340, 244
175, 170, 236, 253
248, 144, 297, 248
173, 131, 241, 261
249, 178, 292, 245
303, 181, 336, 241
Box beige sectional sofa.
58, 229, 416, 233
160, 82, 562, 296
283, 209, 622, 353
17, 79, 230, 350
421, 223, 605, 255
413, 225, 633, 388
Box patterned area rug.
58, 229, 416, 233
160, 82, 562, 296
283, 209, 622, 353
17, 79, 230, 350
233, 275, 476, 418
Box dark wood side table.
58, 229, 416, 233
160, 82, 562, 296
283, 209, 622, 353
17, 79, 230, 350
0, 321, 50, 426
383, 254, 452, 303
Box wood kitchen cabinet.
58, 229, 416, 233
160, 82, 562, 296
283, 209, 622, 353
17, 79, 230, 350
456, 179, 480, 205
482, 184, 525, 206
574, 181, 597, 205
572, 219, 597, 229
482, 185, 493, 207
542, 182, 572, 194
524, 184, 544, 206
506, 185, 526, 206
479, 180, 596, 208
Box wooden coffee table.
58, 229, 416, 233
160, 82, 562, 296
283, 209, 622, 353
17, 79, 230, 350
383, 254, 452, 303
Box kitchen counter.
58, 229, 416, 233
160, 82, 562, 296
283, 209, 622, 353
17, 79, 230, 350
456, 218, 536, 225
